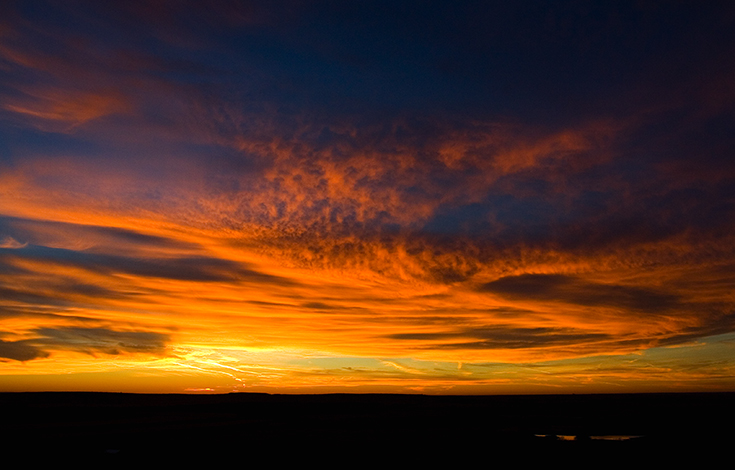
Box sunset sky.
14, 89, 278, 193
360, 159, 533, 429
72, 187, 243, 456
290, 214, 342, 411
1, 0, 735, 394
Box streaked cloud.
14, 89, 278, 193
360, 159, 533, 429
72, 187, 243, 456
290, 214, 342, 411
480, 274, 682, 313
0, 0, 734, 392
31, 326, 169, 356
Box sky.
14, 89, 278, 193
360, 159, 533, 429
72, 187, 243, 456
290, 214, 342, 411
1, 0, 735, 394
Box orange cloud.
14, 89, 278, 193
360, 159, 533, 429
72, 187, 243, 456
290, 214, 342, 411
1, 1, 734, 393
3, 87, 130, 130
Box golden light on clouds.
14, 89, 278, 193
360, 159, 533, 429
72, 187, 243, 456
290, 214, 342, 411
2, 1, 735, 393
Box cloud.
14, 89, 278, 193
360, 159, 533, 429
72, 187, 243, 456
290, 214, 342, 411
480, 274, 682, 313
32, 326, 169, 356
389, 326, 611, 350
0, 283, 123, 307
2, 87, 130, 130
301, 302, 339, 310
0, 1, 734, 390
657, 312, 735, 346
0, 216, 198, 254
0, 339, 48, 361
2, 244, 292, 284
0, 236, 26, 249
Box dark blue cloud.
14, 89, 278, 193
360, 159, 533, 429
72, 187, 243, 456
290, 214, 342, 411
0, 243, 294, 285
389, 326, 611, 350
480, 273, 681, 312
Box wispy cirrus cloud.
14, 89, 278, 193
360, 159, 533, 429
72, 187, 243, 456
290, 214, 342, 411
0, 236, 26, 249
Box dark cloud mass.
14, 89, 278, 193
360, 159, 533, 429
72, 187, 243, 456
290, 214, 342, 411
0, 327, 169, 361
480, 274, 681, 313
0, 339, 48, 361
32, 327, 169, 356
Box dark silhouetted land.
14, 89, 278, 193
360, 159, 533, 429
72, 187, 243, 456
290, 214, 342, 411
1, 392, 732, 466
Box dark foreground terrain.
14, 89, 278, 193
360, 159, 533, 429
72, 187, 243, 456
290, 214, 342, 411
1, 392, 732, 466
